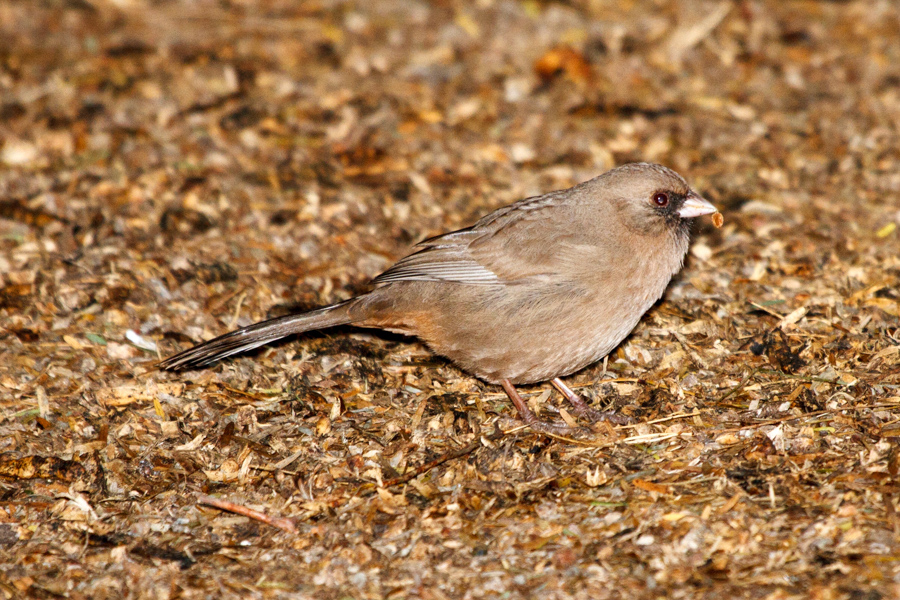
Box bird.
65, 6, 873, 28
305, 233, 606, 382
159, 163, 717, 434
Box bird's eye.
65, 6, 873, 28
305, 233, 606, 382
652, 192, 669, 207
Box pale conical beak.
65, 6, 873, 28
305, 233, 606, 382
678, 192, 717, 219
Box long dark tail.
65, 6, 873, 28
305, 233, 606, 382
158, 300, 356, 370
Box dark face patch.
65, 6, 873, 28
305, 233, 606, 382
649, 189, 692, 237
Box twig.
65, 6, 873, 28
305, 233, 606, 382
271, 449, 304, 471
715, 368, 759, 404
621, 411, 699, 429
748, 301, 786, 319
715, 402, 900, 434
378, 432, 503, 489
506, 427, 693, 449
623, 431, 688, 445
197, 494, 297, 534
215, 384, 272, 402
229, 290, 248, 329
527, 430, 608, 447
756, 369, 856, 386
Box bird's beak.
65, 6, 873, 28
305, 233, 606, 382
678, 191, 717, 219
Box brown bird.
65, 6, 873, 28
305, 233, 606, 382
159, 163, 717, 434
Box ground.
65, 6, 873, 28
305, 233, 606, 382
1, 0, 900, 598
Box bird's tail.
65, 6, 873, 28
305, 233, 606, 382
157, 300, 356, 371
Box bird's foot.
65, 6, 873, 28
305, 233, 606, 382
551, 378, 633, 426
500, 379, 594, 437
567, 404, 633, 426
516, 413, 594, 437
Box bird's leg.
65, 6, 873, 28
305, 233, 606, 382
551, 378, 632, 425
500, 379, 580, 435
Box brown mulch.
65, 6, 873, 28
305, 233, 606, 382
2, 1, 900, 598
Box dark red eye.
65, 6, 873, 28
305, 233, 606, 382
652, 192, 669, 207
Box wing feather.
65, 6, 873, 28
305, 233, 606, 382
370, 189, 579, 286
371, 249, 500, 285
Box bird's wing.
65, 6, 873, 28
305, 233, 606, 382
369, 226, 503, 285
369, 243, 502, 285
371, 190, 593, 286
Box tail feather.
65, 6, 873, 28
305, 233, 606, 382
158, 300, 356, 370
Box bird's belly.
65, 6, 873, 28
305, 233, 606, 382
501, 310, 644, 384
363, 278, 666, 386
429, 293, 653, 385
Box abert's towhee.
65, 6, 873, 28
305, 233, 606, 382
160, 163, 718, 434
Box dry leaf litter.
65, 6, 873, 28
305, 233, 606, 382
1, 1, 900, 598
